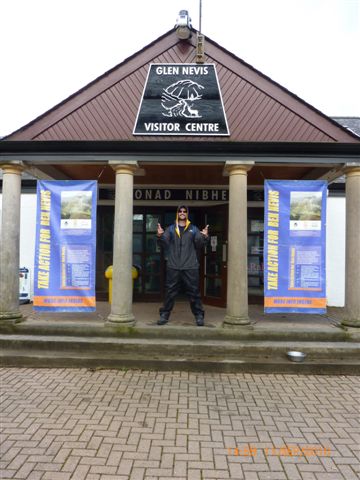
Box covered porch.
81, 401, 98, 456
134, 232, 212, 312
1, 142, 360, 329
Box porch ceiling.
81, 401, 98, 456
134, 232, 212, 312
33, 163, 333, 186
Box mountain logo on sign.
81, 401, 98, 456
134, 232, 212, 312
161, 79, 204, 118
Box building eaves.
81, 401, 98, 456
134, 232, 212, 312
1, 140, 360, 158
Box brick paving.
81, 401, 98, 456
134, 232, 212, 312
0, 369, 359, 480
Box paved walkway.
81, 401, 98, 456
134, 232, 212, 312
1, 369, 359, 480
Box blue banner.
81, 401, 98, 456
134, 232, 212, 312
34, 180, 97, 312
264, 180, 327, 314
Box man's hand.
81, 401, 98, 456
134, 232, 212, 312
157, 223, 164, 237
201, 225, 209, 237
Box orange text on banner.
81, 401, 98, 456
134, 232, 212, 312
33, 296, 96, 307
264, 297, 326, 308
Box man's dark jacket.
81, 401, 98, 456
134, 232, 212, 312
158, 223, 208, 270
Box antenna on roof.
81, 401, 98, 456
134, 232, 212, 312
199, 0, 202, 33
196, 0, 205, 63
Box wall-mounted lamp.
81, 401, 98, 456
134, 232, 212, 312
175, 10, 192, 39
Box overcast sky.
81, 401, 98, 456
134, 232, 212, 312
1, 0, 359, 137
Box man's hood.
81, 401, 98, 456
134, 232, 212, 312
175, 205, 191, 237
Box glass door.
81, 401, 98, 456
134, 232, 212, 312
202, 205, 228, 307
247, 210, 265, 304
133, 212, 164, 300
96, 206, 114, 300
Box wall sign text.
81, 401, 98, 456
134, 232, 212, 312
133, 63, 229, 136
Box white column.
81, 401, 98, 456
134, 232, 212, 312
0, 163, 25, 322
342, 165, 360, 327
107, 162, 140, 326
223, 161, 254, 327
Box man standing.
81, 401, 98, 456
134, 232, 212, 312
157, 205, 209, 326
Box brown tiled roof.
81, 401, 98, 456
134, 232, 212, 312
5, 29, 359, 143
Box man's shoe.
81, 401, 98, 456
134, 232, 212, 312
195, 316, 204, 327
157, 315, 169, 326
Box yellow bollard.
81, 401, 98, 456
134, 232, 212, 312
105, 265, 113, 303
105, 265, 139, 303
132, 265, 139, 284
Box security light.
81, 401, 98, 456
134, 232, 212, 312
175, 10, 192, 39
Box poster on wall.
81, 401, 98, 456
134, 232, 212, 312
33, 180, 97, 312
264, 180, 327, 314
133, 63, 229, 136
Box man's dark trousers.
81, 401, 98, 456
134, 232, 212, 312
159, 268, 204, 319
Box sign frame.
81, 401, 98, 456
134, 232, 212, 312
264, 180, 327, 314
133, 63, 230, 136
33, 180, 98, 312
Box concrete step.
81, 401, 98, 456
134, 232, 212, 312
1, 334, 359, 374
0, 320, 357, 342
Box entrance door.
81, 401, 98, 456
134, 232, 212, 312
133, 211, 164, 300
97, 205, 229, 304
202, 205, 228, 307
96, 205, 115, 300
